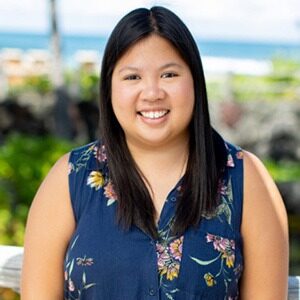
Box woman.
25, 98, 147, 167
21, 6, 289, 300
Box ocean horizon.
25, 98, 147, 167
0, 31, 299, 74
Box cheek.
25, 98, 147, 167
174, 78, 195, 110
111, 82, 136, 111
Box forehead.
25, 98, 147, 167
114, 34, 185, 68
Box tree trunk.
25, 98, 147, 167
49, 0, 63, 87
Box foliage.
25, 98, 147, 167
65, 70, 99, 102
6, 70, 99, 102
231, 57, 300, 102
0, 134, 76, 246
78, 72, 99, 102
7, 75, 53, 97
206, 57, 300, 102
0, 288, 19, 300
23, 75, 53, 94
264, 160, 300, 182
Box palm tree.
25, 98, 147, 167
49, 0, 63, 87
49, 0, 73, 139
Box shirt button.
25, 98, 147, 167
149, 288, 156, 296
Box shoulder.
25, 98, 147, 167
25, 151, 73, 232
243, 150, 284, 207
242, 150, 288, 232
240, 150, 289, 298
22, 152, 74, 298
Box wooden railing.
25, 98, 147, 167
0, 245, 299, 299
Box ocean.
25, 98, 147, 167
0, 31, 299, 74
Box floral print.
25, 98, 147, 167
104, 180, 118, 206
87, 171, 105, 190
157, 236, 183, 281
66, 140, 243, 299
236, 150, 243, 160
76, 256, 94, 266
93, 144, 107, 162
202, 176, 233, 226
204, 272, 216, 287
206, 233, 235, 268
70, 142, 118, 206
71, 143, 97, 173
227, 153, 235, 167
190, 233, 236, 294
64, 235, 96, 300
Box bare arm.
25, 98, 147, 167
21, 153, 75, 300
240, 151, 289, 299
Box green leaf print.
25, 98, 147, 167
82, 272, 86, 285
227, 177, 233, 203
107, 199, 116, 206
190, 253, 221, 266
83, 283, 97, 290
223, 205, 232, 225
69, 258, 74, 276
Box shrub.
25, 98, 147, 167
0, 134, 76, 245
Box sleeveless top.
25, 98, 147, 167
64, 140, 244, 300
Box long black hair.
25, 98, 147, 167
99, 6, 227, 238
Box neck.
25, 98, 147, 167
126, 137, 190, 221
127, 137, 189, 174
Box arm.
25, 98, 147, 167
240, 151, 289, 299
21, 154, 75, 300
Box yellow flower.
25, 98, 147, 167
222, 252, 235, 268
87, 171, 104, 190
204, 273, 216, 287
169, 236, 183, 261
166, 262, 180, 281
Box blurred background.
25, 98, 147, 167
0, 0, 299, 299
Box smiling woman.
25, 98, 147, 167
21, 6, 288, 300
111, 35, 194, 150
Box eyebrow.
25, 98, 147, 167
118, 62, 184, 74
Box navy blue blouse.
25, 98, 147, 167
64, 140, 244, 300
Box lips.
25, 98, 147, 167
138, 110, 169, 120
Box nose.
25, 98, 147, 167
141, 78, 165, 102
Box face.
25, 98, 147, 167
111, 34, 195, 149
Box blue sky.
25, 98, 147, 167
0, 0, 300, 42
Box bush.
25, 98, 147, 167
0, 134, 76, 245
264, 160, 300, 182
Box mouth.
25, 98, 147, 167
137, 110, 169, 120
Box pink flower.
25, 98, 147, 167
68, 162, 74, 175
94, 144, 107, 162
104, 181, 118, 204
156, 242, 165, 255
68, 279, 75, 292
206, 233, 235, 268
227, 154, 235, 167
217, 180, 227, 196
169, 236, 184, 261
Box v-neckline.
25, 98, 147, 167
156, 176, 183, 230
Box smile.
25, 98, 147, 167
138, 110, 169, 119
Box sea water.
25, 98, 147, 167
0, 31, 299, 74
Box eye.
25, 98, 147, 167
124, 74, 141, 80
161, 72, 178, 79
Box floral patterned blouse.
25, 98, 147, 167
64, 140, 244, 300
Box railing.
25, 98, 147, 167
0, 245, 299, 299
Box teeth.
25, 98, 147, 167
140, 110, 168, 119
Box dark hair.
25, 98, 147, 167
99, 6, 227, 238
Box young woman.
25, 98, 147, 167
21, 6, 289, 300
